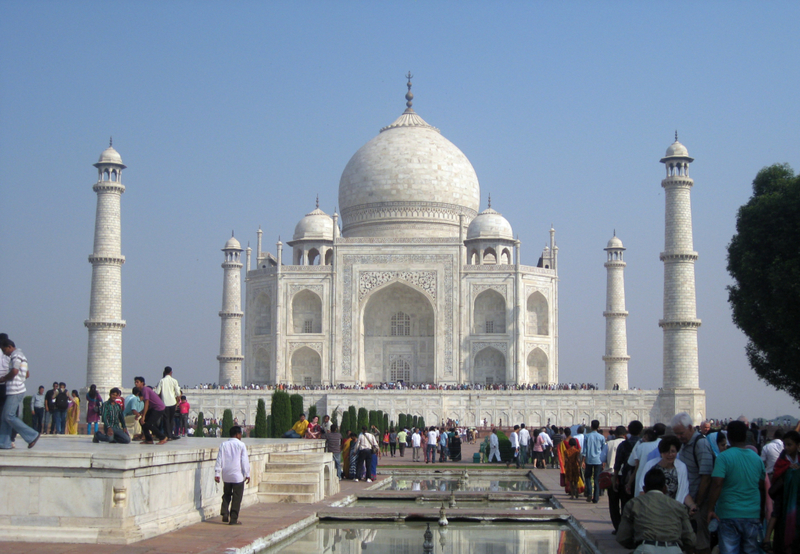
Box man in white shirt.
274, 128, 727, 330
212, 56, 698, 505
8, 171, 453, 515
155, 366, 182, 440
0, 339, 40, 449
518, 424, 531, 469
539, 427, 554, 467
214, 425, 250, 525
411, 429, 422, 462
761, 429, 785, 478
427, 427, 438, 464
510, 425, 521, 468
488, 428, 502, 463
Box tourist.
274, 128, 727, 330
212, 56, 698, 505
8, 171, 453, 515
155, 366, 181, 440
85, 384, 103, 435
551, 426, 565, 469
177, 395, 190, 437
53, 382, 70, 434
517, 423, 529, 468
66, 390, 80, 434
540, 426, 554, 467
617, 467, 696, 552
0, 338, 39, 449
123, 387, 144, 440
325, 423, 343, 479
93, 387, 130, 444
557, 427, 575, 487
31, 385, 45, 434
700, 420, 712, 436
762, 429, 785, 479
396, 427, 407, 457
381, 428, 390, 455
533, 428, 546, 469
420, 427, 429, 462
671, 412, 714, 554
637, 435, 696, 513
707, 420, 765, 554
583, 420, 606, 504
354, 426, 379, 483
627, 423, 666, 497
439, 427, 450, 462
427, 427, 438, 464
214, 425, 250, 525
135, 376, 167, 445
305, 415, 322, 439
369, 429, 381, 481
43, 381, 58, 434
488, 428, 501, 463
344, 431, 358, 479
321, 414, 331, 434
606, 425, 628, 532
766, 430, 799, 553
564, 438, 583, 499
389, 427, 397, 457
283, 413, 308, 438
510, 425, 520, 468
411, 428, 421, 461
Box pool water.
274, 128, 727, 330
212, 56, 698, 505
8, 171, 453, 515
351, 497, 553, 510
385, 477, 539, 492
259, 521, 593, 554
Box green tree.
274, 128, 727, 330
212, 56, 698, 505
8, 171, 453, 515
254, 399, 268, 438
412, 415, 418, 429
376, 410, 384, 434
331, 406, 339, 429
368, 410, 377, 431
348, 406, 357, 432
266, 414, 273, 438
728, 164, 800, 404
383, 413, 389, 433
418, 416, 425, 430
496, 431, 513, 463
357, 407, 369, 431
308, 404, 318, 422
290, 393, 304, 423
341, 410, 351, 436
398, 413, 407, 430
221, 409, 234, 438
23, 396, 33, 427
271, 390, 293, 436
195, 411, 205, 438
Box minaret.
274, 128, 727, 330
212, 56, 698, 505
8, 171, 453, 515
603, 233, 630, 390
659, 134, 701, 389
85, 139, 126, 395
218, 233, 244, 386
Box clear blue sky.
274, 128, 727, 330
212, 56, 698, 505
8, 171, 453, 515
2, 2, 798, 420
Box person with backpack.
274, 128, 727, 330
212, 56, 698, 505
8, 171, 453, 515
614, 420, 643, 519
53, 382, 70, 435
85, 384, 103, 435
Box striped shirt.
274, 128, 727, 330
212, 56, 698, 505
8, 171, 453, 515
3, 349, 28, 395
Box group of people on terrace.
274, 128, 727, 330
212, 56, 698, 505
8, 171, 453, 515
184, 381, 634, 391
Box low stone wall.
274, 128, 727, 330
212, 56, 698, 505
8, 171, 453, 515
182, 388, 705, 429
0, 436, 324, 544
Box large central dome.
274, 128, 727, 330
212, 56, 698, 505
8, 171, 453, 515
338, 88, 480, 238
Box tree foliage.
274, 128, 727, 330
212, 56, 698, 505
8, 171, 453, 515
728, 164, 800, 404
357, 407, 369, 431
195, 411, 205, 438
290, 394, 304, 423
398, 413, 407, 430
308, 404, 318, 422
418, 416, 425, 430
254, 398, 268, 438
271, 390, 293, 436
348, 406, 357, 432
331, 406, 339, 429
23, 396, 33, 427
383, 413, 389, 433
221, 409, 234, 438
341, 410, 351, 436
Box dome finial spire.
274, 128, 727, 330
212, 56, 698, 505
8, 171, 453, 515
316, 194, 319, 209
675, 130, 678, 142
405, 71, 414, 111
488, 193, 491, 209
109, 136, 113, 147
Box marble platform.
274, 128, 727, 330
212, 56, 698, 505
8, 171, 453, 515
0, 435, 335, 544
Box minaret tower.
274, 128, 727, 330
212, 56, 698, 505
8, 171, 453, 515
218, 233, 244, 386
603, 233, 630, 390
659, 134, 701, 389
85, 139, 127, 395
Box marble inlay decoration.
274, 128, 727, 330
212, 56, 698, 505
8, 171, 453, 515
358, 271, 437, 301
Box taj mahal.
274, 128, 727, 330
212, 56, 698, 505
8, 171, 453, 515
84, 77, 706, 427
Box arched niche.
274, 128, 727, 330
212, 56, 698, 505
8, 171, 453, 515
254, 293, 271, 335
292, 289, 322, 334
290, 346, 321, 386
483, 247, 497, 265
474, 346, 506, 385
526, 347, 548, 383
526, 291, 549, 336
362, 281, 435, 384
474, 289, 506, 334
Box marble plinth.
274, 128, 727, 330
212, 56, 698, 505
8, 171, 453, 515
0, 436, 330, 544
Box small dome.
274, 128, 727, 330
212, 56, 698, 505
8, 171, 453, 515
223, 236, 241, 250
660, 136, 694, 163
606, 235, 624, 249
466, 207, 514, 241
293, 207, 334, 241
97, 146, 124, 166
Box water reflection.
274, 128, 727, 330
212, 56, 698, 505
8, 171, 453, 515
261, 521, 591, 554
388, 478, 537, 492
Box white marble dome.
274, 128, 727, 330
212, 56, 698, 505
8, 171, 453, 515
293, 207, 334, 241
606, 235, 624, 249
338, 108, 481, 238
224, 236, 241, 250
665, 140, 689, 158
466, 207, 514, 240
97, 146, 124, 165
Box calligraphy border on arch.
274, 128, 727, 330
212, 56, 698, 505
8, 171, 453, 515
341, 254, 454, 376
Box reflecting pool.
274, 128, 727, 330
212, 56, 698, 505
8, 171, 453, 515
350, 497, 553, 510
259, 521, 594, 554
384, 477, 539, 492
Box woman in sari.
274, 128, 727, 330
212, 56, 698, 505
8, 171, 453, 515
66, 390, 80, 435
557, 427, 583, 494
341, 432, 356, 479
564, 438, 583, 499
769, 430, 800, 553
304, 415, 321, 439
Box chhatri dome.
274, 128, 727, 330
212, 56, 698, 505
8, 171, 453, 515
660, 131, 694, 163
293, 197, 334, 241
466, 196, 514, 240
96, 138, 125, 167
338, 74, 481, 238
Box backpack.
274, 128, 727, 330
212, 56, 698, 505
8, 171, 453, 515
55, 390, 69, 410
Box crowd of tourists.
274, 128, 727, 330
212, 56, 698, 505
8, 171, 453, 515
183, 381, 634, 392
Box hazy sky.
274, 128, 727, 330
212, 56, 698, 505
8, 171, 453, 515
2, 2, 798, 420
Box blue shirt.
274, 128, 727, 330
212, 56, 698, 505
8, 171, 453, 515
711, 446, 764, 519
123, 394, 144, 416
583, 430, 606, 465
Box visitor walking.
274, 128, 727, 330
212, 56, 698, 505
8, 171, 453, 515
155, 366, 181, 440
31, 385, 45, 434
0, 339, 39, 449
215, 425, 250, 525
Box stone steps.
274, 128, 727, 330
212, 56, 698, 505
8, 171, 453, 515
268, 452, 328, 464
258, 491, 318, 504
261, 472, 320, 483
264, 462, 324, 473
258, 452, 327, 503
259, 482, 318, 494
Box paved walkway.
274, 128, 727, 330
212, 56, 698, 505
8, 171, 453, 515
0, 436, 628, 554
